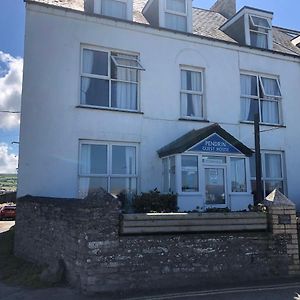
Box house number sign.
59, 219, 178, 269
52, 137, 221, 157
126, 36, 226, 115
278, 215, 291, 225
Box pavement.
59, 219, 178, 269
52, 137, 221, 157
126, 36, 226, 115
1, 281, 300, 300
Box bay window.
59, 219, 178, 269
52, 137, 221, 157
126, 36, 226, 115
240, 73, 282, 125
165, 0, 187, 32
250, 151, 285, 200
79, 141, 137, 198
80, 47, 144, 111
180, 68, 204, 119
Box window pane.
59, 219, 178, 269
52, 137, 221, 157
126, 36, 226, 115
250, 16, 271, 29
181, 94, 203, 117
240, 75, 257, 96
102, 0, 126, 19
112, 145, 136, 175
261, 77, 281, 96
80, 144, 107, 175
165, 13, 187, 31
111, 82, 137, 110
261, 100, 279, 124
231, 158, 247, 192
79, 177, 108, 198
265, 180, 283, 196
265, 154, 282, 178
111, 55, 143, 71
181, 155, 198, 192
81, 77, 109, 106
110, 177, 137, 196
166, 0, 186, 13
241, 97, 259, 121
111, 64, 138, 82
181, 70, 202, 91
82, 49, 108, 76
250, 32, 268, 48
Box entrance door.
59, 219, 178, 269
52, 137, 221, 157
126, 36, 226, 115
204, 167, 227, 206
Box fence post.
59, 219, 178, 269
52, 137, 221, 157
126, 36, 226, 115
264, 189, 300, 276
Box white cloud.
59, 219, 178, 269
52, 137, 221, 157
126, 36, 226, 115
0, 143, 18, 174
0, 51, 23, 130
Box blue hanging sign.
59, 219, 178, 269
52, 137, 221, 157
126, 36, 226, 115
188, 134, 241, 154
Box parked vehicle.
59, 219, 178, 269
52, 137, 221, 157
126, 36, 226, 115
0, 205, 16, 220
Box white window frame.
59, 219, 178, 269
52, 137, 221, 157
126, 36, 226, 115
162, 156, 176, 194
94, 0, 128, 19
78, 140, 138, 198
180, 66, 205, 120
240, 72, 283, 126
164, 0, 188, 31
249, 15, 271, 30
80, 45, 143, 112
250, 151, 286, 198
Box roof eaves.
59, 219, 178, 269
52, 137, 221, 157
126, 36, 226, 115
157, 124, 253, 158
25, 0, 300, 59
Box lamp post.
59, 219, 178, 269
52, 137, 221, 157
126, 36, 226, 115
254, 113, 263, 205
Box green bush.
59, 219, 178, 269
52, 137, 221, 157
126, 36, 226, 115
131, 189, 177, 213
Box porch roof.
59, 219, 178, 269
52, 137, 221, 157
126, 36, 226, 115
157, 123, 253, 158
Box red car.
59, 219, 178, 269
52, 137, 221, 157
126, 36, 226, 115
0, 205, 16, 220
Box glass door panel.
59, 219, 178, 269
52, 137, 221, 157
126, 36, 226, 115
205, 168, 226, 205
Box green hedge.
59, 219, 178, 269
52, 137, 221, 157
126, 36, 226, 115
132, 190, 177, 213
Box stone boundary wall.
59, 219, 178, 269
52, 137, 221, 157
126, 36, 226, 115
14, 191, 297, 295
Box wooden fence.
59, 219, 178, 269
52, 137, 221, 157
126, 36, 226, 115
120, 212, 268, 235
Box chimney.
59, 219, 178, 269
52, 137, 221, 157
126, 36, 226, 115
210, 0, 236, 19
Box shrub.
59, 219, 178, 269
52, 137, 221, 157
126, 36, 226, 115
131, 189, 177, 213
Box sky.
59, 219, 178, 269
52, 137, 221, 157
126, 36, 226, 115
0, 0, 299, 174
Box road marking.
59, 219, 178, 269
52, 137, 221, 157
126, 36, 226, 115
127, 282, 300, 300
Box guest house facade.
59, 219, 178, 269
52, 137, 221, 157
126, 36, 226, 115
18, 0, 300, 211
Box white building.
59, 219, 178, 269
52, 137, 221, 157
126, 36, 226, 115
18, 0, 300, 211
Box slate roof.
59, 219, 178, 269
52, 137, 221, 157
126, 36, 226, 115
157, 123, 253, 158
25, 0, 300, 57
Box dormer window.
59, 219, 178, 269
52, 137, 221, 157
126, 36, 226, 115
220, 7, 273, 50
85, 0, 133, 20
249, 15, 272, 48
142, 0, 192, 33
165, 0, 187, 32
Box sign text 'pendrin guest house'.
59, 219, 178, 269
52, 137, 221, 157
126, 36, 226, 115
189, 134, 241, 154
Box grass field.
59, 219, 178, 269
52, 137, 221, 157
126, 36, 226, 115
0, 174, 17, 192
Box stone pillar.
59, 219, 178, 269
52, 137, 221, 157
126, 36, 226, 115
264, 189, 300, 276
